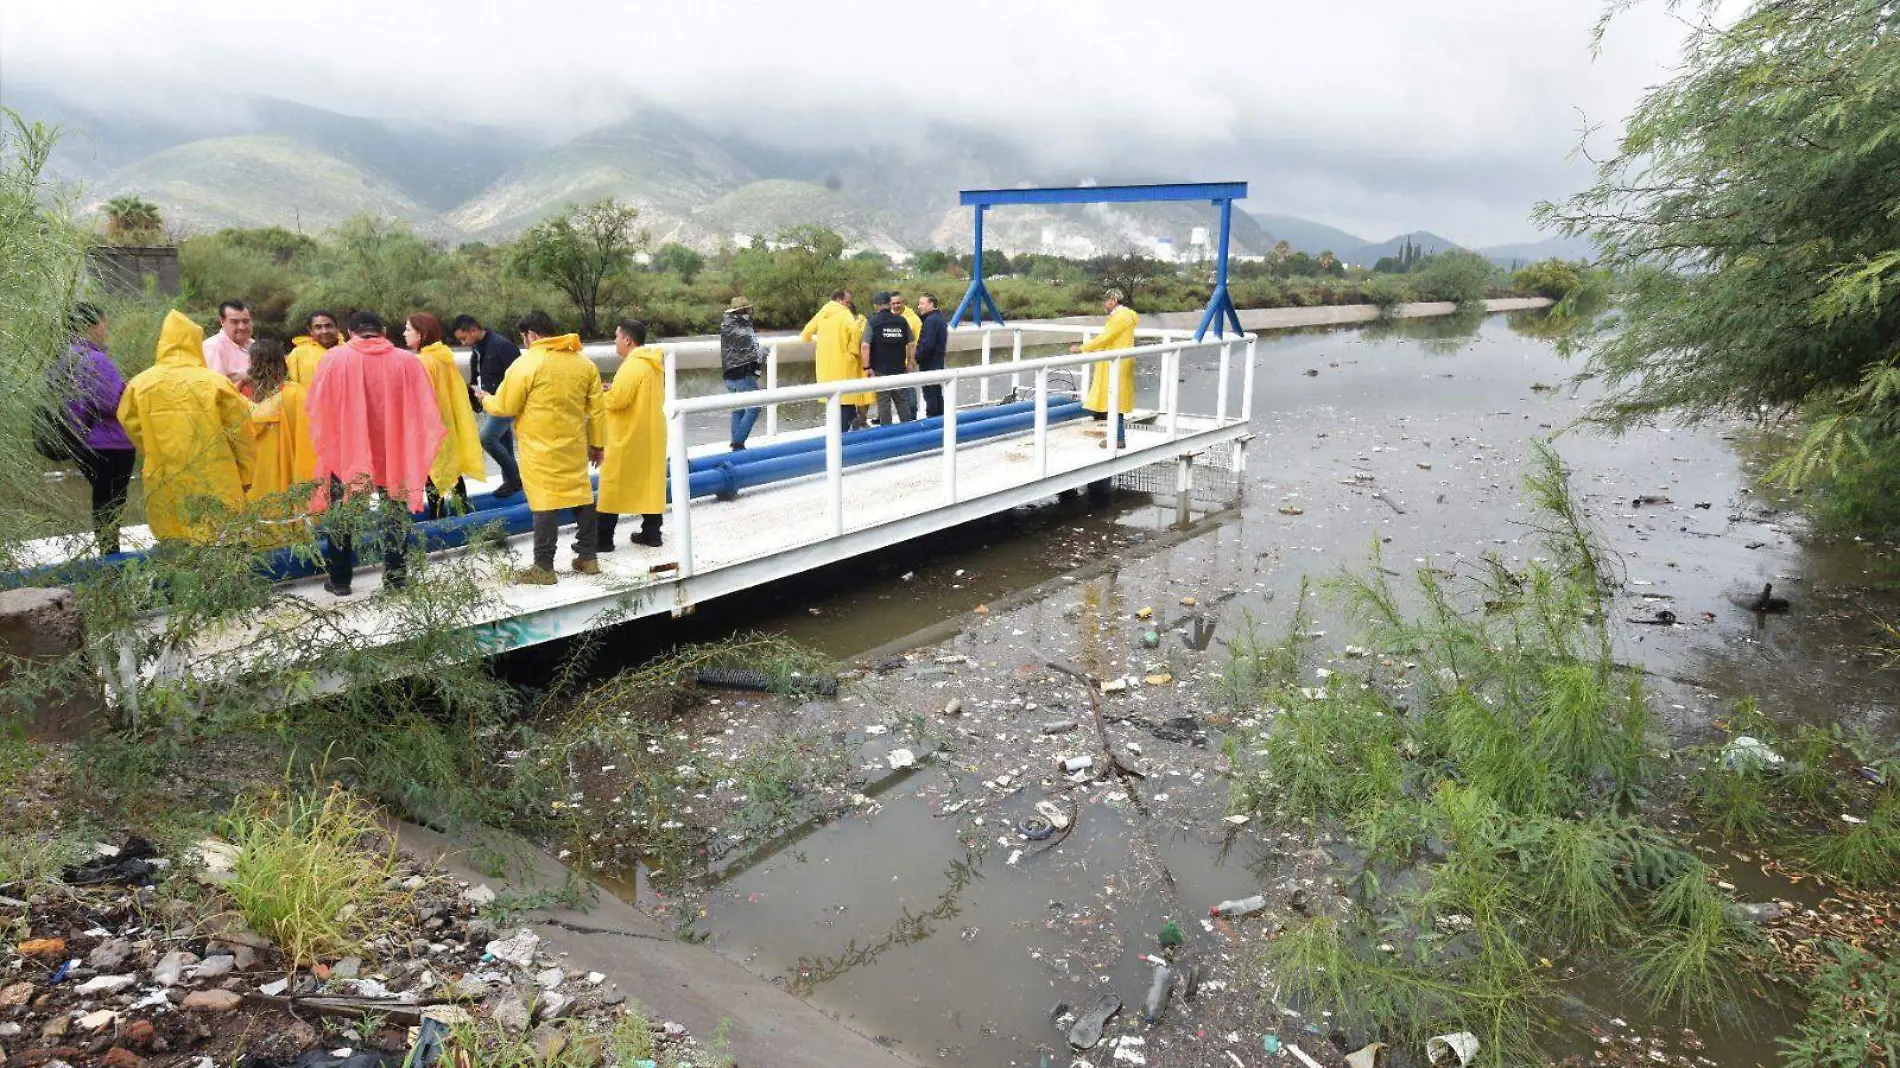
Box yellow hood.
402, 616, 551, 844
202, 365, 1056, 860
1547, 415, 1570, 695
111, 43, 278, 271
533, 334, 584, 355
156, 310, 207, 369
292, 335, 314, 347
627, 345, 664, 373
419, 341, 457, 367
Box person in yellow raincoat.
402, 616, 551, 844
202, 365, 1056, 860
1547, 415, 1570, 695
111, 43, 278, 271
118, 310, 257, 542
404, 313, 485, 518
594, 319, 668, 551
287, 310, 342, 387
801, 289, 874, 429
1073, 288, 1140, 448
475, 311, 604, 584
242, 339, 316, 546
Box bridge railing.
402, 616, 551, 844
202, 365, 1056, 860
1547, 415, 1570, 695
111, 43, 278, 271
661, 329, 1256, 580
647, 321, 1194, 440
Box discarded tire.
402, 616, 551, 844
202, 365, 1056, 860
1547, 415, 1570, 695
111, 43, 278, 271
693, 667, 840, 697
1018, 817, 1055, 840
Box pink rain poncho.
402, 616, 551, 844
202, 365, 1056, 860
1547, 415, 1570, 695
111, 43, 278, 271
306, 335, 446, 511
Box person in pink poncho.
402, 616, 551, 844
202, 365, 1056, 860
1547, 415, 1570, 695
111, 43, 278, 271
306, 310, 445, 596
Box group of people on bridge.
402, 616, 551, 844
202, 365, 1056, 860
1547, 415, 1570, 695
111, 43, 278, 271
54, 303, 667, 592
797, 286, 1140, 444
50, 284, 1140, 594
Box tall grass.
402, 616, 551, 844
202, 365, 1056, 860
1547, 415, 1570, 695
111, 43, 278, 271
223, 784, 406, 967
1232, 443, 1767, 1062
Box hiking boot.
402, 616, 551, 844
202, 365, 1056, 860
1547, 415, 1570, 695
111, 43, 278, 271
492, 479, 523, 499
730, 441, 747, 452
632, 530, 663, 548
573, 557, 601, 576
512, 566, 558, 586
322, 579, 352, 598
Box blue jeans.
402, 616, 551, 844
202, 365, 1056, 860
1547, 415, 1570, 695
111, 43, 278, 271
724, 375, 762, 446
479, 413, 520, 485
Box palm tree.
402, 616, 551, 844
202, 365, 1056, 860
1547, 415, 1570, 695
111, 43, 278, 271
104, 196, 162, 243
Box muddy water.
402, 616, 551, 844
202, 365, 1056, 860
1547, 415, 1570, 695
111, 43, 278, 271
608, 313, 1900, 1066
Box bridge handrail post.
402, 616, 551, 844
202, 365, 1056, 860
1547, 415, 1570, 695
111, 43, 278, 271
979, 329, 992, 404
669, 407, 693, 577
765, 341, 780, 439
1034, 368, 1049, 478
1241, 336, 1257, 423
1217, 340, 1232, 423
1166, 346, 1182, 442
663, 348, 677, 422
1010, 328, 1023, 397
826, 395, 844, 537
942, 378, 959, 505
1106, 349, 1122, 451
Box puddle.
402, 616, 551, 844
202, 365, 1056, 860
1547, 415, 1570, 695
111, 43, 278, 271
575, 311, 1900, 1066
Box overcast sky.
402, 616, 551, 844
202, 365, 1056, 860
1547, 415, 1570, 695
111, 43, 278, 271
0, 0, 1700, 245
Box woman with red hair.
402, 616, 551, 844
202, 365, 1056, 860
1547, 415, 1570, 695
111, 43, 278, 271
406, 312, 485, 518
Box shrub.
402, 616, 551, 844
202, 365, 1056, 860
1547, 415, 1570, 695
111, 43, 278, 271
1363, 273, 1412, 313
1511, 258, 1584, 301
223, 784, 406, 967
1410, 250, 1497, 305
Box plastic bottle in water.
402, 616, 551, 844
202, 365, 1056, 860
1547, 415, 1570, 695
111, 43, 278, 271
1209, 894, 1267, 918
1142, 964, 1174, 1024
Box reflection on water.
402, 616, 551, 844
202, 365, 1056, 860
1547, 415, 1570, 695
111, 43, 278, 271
1361, 303, 1488, 353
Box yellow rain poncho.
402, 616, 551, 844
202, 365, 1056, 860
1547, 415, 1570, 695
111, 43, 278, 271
598, 345, 666, 516
287, 335, 331, 388
802, 300, 873, 408
481, 334, 603, 512
245, 380, 316, 546
900, 305, 923, 346
1081, 304, 1141, 415
118, 311, 257, 542
417, 341, 486, 493
247, 379, 316, 500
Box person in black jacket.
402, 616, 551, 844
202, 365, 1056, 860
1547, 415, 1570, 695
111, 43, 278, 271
913, 293, 949, 418
860, 292, 916, 425
719, 297, 766, 450
451, 314, 524, 497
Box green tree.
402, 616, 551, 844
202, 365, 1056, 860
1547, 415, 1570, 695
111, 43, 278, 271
1541, 0, 1900, 479
913, 250, 950, 274
1089, 252, 1162, 300
730, 225, 851, 326
102, 194, 162, 244
510, 199, 647, 338
1512, 258, 1584, 302
294, 216, 444, 327
651, 242, 706, 283
1409, 250, 1495, 306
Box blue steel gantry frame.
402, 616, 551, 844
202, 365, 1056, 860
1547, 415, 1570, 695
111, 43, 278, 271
949, 182, 1250, 341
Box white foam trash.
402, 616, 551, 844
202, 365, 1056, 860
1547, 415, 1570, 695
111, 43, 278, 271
1426, 1032, 1480, 1067
1722, 735, 1785, 771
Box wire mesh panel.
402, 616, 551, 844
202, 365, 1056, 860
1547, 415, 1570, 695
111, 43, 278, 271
1113, 453, 1241, 509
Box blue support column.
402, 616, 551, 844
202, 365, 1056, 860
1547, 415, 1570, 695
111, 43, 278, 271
951, 204, 1004, 327
1193, 197, 1244, 341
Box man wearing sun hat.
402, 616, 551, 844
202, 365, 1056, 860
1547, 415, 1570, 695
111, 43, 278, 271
719, 295, 767, 450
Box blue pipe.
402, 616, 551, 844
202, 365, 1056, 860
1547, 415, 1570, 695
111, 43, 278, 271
449, 397, 1078, 516
5, 400, 1091, 590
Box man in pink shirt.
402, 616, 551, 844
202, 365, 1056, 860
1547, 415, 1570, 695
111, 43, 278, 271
202, 300, 253, 390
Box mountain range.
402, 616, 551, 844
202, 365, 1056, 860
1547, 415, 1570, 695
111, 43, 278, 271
8, 86, 1588, 265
